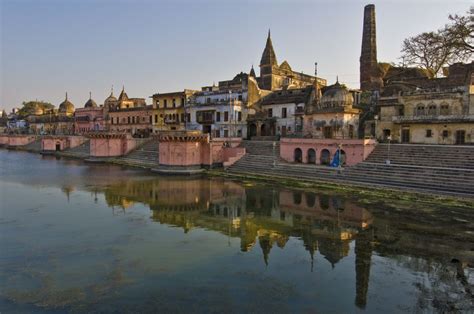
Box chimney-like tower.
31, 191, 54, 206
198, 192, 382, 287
360, 4, 378, 91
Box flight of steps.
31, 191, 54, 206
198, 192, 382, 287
342, 144, 474, 195
114, 139, 159, 169
227, 141, 474, 197
60, 140, 90, 158
17, 138, 42, 152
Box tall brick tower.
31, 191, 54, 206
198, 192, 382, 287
360, 4, 379, 91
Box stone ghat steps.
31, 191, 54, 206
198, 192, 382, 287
227, 145, 474, 195
239, 140, 280, 156
18, 138, 42, 152
60, 141, 90, 158
228, 162, 474, 195
365, 144, 474, 169
115, 139, 160, 168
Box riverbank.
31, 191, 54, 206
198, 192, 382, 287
2, 146, 474, 203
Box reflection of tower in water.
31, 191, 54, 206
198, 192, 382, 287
354, 228, 373, 309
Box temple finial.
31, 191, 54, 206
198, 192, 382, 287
65, 92, 68, 100
111, 85, 114, 95
336, 75, 339, 83
268, 28, 271, 39
89, 91, 92, 99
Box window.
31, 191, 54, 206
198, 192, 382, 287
224, 111, 229, 122
398, 107, 404, 116
282, 107, 287, 118
172, 99, 176, 108
215, 129, 220, 138
268, 108, 273, 118
155, 114, 158, 123
237, 111, 242, 121
149, 116, 152, 123
206, 97, 211, 104
127, 117, 131, 124
426, 129, 432, 137
440, 104, 450, 115
416, 105, 425, 116
427, 105, 437, 115
238, 95, 242, 101
180, 114, 185, 122
164, 99, 168, 108
181, 98, 185, 106
224, 129, 229, 137
442, 130, 449, 138
216, 112, 221, 122
187, 113, 191, 122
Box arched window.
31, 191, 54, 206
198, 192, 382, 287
427, 103, 437, 115
440, 103, 450, 115
306, 193, 316, 207
415, 104, 425, 116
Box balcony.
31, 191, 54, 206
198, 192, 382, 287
392, 114, 474, 124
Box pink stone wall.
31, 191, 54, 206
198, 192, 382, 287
0, 135, 9, 145
8, 135, 37, 146
90, 135, 136, 157
42, 136, 86, 151
159, 141, 205, 166
280, 138, 376, 166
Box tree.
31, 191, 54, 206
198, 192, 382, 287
400, 7, 473, 77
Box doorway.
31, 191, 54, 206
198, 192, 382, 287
455, 130, 466, 145
401, 129, 410, 143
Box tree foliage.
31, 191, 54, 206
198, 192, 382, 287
400, 7, 473, 77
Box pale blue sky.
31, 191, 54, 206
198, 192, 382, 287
1, 0, 471, 111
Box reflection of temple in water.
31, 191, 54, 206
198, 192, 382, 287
60, 173, 474, 310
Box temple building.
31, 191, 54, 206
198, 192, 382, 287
256, 30, 326, 91
151, 89, 197, 133
303, 80, 362, 139
359, 4, 474, 144
74, 92, 107, 133
28, 94, 75, 135
108, 87, 152, 137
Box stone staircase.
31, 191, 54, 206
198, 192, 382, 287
18, 138, 42, 152
364, 144, 474, 169
113, 139, 160, 169
227, 142, 474, 197
60, 140, 90, 159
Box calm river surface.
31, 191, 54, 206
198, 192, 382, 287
0, 150, 473, 313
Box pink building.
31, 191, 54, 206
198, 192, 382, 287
280, 138, 376, 166
74, 94, 107, 133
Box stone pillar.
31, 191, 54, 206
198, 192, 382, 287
360, 4, 380, 91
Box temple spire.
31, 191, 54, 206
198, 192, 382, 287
89, 91, 92, 99
65, 92, 68, 100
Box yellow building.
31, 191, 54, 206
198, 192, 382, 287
376, 62, 474, 145
151, 89, 197, 133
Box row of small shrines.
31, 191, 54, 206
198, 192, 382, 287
4, 4, 474, 145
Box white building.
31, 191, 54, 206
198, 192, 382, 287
187, 86, 248, 138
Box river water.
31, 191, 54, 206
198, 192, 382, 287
0, 150, 473, 313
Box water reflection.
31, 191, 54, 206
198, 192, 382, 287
1, 151, 473, 312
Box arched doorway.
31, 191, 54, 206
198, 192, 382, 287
55, 142, 61, 151
321, 149, 330, 165
260, 124, 266, 136
294, 148, 302, 163
307, 149, 316, 164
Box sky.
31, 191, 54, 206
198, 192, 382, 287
0, 0, 471, 111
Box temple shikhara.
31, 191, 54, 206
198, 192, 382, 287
1, 3, 473, 195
